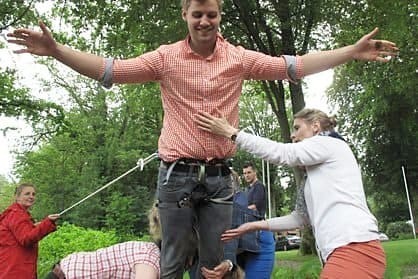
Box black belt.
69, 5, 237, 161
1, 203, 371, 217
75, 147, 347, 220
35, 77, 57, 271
162, 159, 231, 177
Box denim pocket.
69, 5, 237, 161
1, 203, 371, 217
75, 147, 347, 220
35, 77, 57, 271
157, 167, 196, 203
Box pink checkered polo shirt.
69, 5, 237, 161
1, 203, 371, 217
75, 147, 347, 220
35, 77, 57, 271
104, 33, 302, 162
60, 241, 160, 278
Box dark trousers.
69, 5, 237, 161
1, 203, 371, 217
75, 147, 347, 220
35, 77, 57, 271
157, 162, 233, 279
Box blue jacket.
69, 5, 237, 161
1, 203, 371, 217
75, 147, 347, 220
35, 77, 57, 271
224, 191, 263, 263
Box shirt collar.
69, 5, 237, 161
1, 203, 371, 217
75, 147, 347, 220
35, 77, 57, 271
184, 32, 225, 60
318, 131, 346, 142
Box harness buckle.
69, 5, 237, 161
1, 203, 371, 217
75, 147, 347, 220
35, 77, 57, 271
178, 196, 193, 208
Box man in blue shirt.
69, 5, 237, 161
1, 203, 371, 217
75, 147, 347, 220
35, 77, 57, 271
243, 163, 266, 217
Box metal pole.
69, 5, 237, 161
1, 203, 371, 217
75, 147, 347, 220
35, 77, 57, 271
267, 161, 271, 219
401, 165, 416, 239
261, 160, 265, 218
59, 153, 158, 215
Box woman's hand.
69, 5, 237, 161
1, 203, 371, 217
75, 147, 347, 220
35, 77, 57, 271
221, 223, 256, 241
201, 261, 230, 279
352, 28, 398, 62
48, 214, 61, 222
7, 20, 58, 57
221, 220, 268, 241
195, 111, 238, 139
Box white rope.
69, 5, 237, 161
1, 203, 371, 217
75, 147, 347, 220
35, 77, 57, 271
59, 153, 158, 215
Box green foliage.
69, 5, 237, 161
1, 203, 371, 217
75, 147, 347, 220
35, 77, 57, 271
12, 70, 162, 234
49, 1, 185, 56
0, 0, 41, 31
327, 0, 418, 229
0, 70, 65, 124
0, 176, 14, 212
386, 221, 414, 240
104, 192, 135, 233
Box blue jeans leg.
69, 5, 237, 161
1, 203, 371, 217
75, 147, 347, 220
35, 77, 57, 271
196, 174, 233, 273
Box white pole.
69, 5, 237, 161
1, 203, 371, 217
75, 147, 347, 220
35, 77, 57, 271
267, 161, 271, 219
261, 160, 266, 218
401, 165, 416, 239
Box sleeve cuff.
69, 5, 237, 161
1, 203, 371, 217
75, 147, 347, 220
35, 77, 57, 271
99, 58, 114, 89
282, 55, 303, 83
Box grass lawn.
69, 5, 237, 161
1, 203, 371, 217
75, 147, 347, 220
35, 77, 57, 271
273, 239, 418, 279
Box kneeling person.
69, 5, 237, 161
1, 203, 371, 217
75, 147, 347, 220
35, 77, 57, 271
45, 241, 160, 279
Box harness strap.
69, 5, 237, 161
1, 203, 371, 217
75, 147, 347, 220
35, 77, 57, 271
157, 191, 234, 209
209, 192, 234, 205
163, 160, 178, 186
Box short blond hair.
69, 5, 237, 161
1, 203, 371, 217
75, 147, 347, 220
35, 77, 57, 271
181, 0, 223, 12
294, 108, 337, 132
148, 204, 161, 242
224, 265, 245, 279
15, 183, 35, 196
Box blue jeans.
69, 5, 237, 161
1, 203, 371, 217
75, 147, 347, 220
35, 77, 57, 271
241, 230, 275, 279
157, 162, 233, 279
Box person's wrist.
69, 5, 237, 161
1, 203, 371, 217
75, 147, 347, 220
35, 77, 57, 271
346, 44, 359, 61
50, 43, 63, 59
224, 259, 233, 271
253, 220, 268, 230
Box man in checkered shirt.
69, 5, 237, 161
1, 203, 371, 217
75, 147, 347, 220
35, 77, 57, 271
8, 0, 397, 277
45, 241, 160, 279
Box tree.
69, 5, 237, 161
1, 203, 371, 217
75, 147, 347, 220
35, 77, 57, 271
326, 0, 417, 229
0, 69, 65, 131
17, 81, 163, 235
0, 0, 40, 31
1, 1, 65, 141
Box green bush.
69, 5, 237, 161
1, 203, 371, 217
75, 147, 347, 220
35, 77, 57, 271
386, 221, 414, 240
396, 232, 415, 240
38, 222, 149, 278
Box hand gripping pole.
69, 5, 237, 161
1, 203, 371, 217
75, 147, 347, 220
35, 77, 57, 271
59, 153, 158, 215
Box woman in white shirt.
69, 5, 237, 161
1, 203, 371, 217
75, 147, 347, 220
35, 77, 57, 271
195, 108, 386, 279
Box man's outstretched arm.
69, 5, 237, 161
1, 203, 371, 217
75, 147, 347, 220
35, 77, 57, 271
301, 27, 398, 76
7, 20, 105, 80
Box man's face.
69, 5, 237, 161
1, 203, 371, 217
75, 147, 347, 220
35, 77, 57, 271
182, 0, 221, 46
291, 118, 319, 143
243, 167, 257, 184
